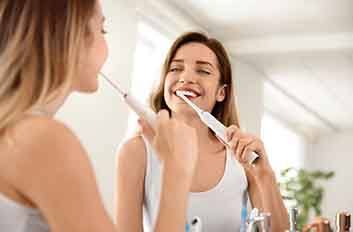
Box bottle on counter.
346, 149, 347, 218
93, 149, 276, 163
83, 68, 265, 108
286, 207, 299, 232
336, 212, 351, 232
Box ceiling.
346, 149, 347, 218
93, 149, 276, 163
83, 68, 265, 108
167, 0, 353, 39
165, 0, 353, 139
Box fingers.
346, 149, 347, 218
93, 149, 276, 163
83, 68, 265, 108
227, 129, 241, 150
225, 125, 239, 142
156, 110, 170, 131
138, 110, 170, 144
240, 141, 258, 165
226, 125, 261, 165
226, 125, 245, 155
234, 138, 253, 163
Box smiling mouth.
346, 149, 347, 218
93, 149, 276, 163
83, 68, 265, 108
174, 90, 201, 99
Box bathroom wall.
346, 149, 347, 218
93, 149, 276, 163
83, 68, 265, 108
56, 0, 139, 217
306, 131, 353, 223
232, 59, 264, 136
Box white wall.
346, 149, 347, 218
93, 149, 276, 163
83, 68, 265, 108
56, 0, 139, 217
232, 59, 264, 136
262, 113, 307, 177
307, 131, 353, 223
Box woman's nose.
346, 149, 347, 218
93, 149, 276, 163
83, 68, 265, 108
178, 69, 197, 84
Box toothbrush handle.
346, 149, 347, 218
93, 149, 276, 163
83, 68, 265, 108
200, 112, 259, 164
124, 94, 157, 130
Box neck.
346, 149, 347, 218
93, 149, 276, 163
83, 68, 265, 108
32, 92, 70, 117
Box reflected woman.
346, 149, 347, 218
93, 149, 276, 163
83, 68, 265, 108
116, 32, 289, 232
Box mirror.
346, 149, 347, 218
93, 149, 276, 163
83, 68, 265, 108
58, 0, 353, 228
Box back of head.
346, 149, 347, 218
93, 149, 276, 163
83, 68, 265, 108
0, 0, 96, 136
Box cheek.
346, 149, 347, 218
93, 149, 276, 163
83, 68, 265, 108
163, 75, 178, 106
98, 36, 109, 64
203, 83, 220, 102
163, 78, 172, 100
72, 43, 104, 92
90, 35, 108, 69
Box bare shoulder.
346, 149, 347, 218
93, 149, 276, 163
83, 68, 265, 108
11, 116, 84, 156
1, 116, 116, 231
116, 134, 147, 175
4, 116, 90, 185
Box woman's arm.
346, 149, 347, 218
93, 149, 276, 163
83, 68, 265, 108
247, 168, 289, 231
138, 110, 198, 232
115, 136, 146, 232
226, 125, 289, 231
116, 135, 194, 232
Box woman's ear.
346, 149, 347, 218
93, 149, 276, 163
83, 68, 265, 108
216, 84, 227, 102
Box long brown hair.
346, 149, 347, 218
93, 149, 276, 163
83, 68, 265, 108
150, 31, 240, 128
0, 0, 96, 136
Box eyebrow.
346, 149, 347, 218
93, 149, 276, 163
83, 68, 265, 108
171, 59, 183, 64
171, 59, 215, 69
196, 60, 215, 69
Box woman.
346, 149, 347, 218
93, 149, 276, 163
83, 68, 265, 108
116, 32, 289, 232
0, 1, 198, 231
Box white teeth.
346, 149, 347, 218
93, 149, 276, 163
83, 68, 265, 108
176, 90, 198, 97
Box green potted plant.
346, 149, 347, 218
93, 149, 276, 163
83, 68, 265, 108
279, 167, 334, 230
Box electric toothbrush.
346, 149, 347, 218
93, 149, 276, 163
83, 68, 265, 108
100, 72, 157, 130
176, 90, 259, 164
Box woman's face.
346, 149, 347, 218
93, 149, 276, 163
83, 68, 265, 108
73, 1, 108, 93
164, 42, 226, 116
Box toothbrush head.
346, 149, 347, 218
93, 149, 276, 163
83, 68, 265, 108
175, 90, 202, 114
175, 90, 186, 98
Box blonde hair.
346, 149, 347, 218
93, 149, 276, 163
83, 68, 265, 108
150, 32, 241, 128
0, 0, 96, 136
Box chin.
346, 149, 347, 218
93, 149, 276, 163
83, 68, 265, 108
84, 85, 99, 93
85, 83, 99, 93
172, 104, 197, 115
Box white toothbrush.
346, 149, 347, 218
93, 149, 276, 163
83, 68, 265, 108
100, 73, 157, 130
176, 90, 259, 164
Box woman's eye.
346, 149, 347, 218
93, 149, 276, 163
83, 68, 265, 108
198, 69, 211, 75
169, 67, 181, 72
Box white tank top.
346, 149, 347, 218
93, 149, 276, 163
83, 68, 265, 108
0, 193, 50, 232
142, 136, 249, 232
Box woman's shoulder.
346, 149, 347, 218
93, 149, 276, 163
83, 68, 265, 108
0, 115, 94, 196
116, 134, 147, 174
3, 115, 88, 173
10, 115, 80, 149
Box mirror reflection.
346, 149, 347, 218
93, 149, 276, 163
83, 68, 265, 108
0, 0, 352, 231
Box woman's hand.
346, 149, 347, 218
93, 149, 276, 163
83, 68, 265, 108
225, 125, 274, 179
138, 110, 198, 178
